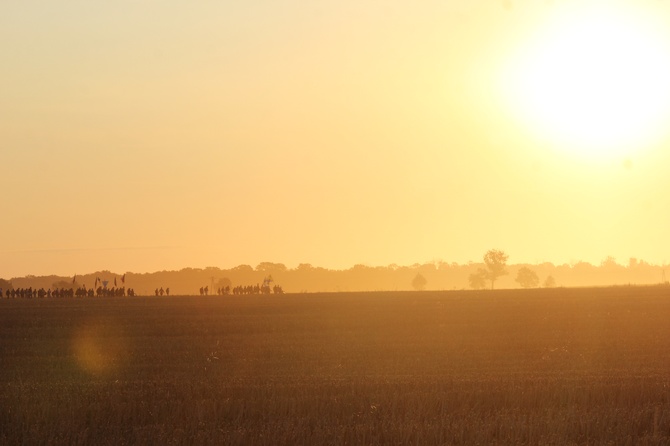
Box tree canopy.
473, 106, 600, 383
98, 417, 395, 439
515, 267, 539, 288
483, 249, 509, 290
411, 273, 427, 291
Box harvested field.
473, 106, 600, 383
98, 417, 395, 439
2, 287, 670, 445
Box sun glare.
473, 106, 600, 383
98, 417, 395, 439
503, 5, 670, 159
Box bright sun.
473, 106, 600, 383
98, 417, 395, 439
504, 4, 670, 159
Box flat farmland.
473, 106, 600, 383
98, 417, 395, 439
2, 287, 670, 445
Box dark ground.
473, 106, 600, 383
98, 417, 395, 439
1, 287, 670, 445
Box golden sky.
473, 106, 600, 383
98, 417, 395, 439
3, 0, 670, 278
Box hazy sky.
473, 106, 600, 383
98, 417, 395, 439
3, 0, 670, 278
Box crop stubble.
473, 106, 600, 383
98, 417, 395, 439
1, 287, 670, 444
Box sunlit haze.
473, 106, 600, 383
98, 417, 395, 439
3, 0, 670, 278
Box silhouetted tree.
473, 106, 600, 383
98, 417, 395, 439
53, 280, 77, 290
231, 264, 254, 273
255, 262, 287, 273
544, 275, 556, 288
411, 273, 427, 291
469, 269, 487, 290
216, 277, 232, 290
600, 256, 618, 268
515, 267, 539, 288
0, 279, 12, 292
483, 249, 509, 290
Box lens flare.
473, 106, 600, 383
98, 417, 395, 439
71, 321, 126, 375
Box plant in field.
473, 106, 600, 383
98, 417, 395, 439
515, 267, 539, 288
206, 340, 220, 368
411, 273, 427, 291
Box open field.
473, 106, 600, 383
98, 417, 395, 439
2, 287, 670, 445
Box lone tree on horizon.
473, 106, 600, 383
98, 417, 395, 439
411, 273, 427, 291
468, 249, 509, 290
483, 249, 508, 290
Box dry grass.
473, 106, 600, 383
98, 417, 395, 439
1, 287, 670, 444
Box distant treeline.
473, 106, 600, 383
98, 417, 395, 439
2, 258, 667, 296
